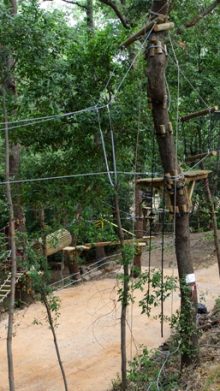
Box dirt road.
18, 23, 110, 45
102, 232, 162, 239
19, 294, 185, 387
0, 263, 219, 391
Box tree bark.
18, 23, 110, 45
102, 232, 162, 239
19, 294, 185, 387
3, 0, 26, 235
146, 0, 198, 366
86, 0, 94, 32
3, 93, 17, 391
42, 293, 69, 391
114, 191, 128, 390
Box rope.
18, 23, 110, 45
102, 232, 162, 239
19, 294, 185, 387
190, 152, 210, 170
96, 108, 114, 187
107, 104, 117, 186
0, 170, 155, 186
168, 50, 209, 109
168, 35, 180, 318
160, 179, 166, 338
0, 104, 107, 132
147, 126, 156, 313
0, 25, 155, 133
168, 34, 180, 161
54, 259, 120, 292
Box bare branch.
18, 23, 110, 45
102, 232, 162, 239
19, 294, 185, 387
185, 0, 220, 28
99, 0, 130, 28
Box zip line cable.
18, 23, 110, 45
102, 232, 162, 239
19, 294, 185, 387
0, 170, 156, 186
0, 28, 157, 187
0, 26, 155, 132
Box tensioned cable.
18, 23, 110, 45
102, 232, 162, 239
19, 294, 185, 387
168, 51, 209, 109
96, 108, 114, 187
190, 152, 210, 169
0, 171, 155, 186
0, 26, 155, 132
168, 34, 180, 159
107, 104, 117, 186
0, 104, 107, 131
0, 72, 115, 131
168, 34, 181, 319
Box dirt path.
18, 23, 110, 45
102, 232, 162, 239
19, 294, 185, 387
0, 262, 220, 391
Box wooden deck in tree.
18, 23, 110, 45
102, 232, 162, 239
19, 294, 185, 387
137, 170, 212, 188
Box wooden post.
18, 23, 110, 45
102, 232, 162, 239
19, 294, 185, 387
146, 0, 198, 366
63, 247, 80, 280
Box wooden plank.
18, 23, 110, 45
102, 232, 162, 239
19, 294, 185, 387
84, 237, 153, 248
180, 106, 218, 122
188, 181, 195, 202
184, 170, 212, 182
63, 246, 76, 252
136, 176, 164, 187
76, 245, 91, 251
137, 170, 212, 188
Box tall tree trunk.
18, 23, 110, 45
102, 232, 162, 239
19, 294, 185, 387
3, 93, 17, 391
86, 0, 94, 33
3, 0, 26, 237
114, 191, 128, 390
146, 0, 198, 366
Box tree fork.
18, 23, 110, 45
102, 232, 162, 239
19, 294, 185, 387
146, 0, 198, 365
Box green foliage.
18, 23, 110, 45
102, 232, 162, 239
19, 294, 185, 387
170, 280, 198, 360
112, 346, 180, 391
133, 269, 177, 317
0, 0, 219, 278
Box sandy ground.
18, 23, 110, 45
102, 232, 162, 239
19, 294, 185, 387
0, 260, 220, 391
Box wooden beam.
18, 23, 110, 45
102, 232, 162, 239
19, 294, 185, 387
186, 150, 218, 163
137, 170, 212, 188
180, 106, 218, 122
121, 21, 157, 48
120, 16, 167, 48
153, 22, 174, 32
84, 237, 152, 249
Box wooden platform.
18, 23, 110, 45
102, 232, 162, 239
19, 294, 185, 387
63, 237, 153, 252
137, 170, 212, 188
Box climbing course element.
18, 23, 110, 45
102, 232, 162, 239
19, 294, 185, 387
0, 272, 23, 304
137, 170, 212, 214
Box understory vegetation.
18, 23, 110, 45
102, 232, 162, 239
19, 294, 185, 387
0, 0, 220, 390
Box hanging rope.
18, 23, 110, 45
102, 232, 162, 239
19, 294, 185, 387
146, 125, 156, 314
107, 104, 117, 186
160, 177, 166, 338
96, 107, 114, 188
